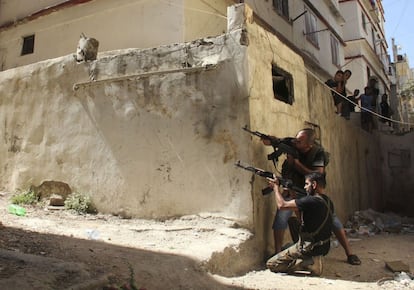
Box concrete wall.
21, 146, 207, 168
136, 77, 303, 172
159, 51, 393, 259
0, 26, 255, 223
379, 132, 414, 217
0, 3, 385, 262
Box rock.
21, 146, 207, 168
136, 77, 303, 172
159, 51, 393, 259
31, 181, 72, 201
385, 260, 410, 273
49, 194, 65, 206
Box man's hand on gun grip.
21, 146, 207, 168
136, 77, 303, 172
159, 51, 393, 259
267, 175, 279, 190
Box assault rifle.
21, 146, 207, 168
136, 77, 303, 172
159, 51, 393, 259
242, 125, 298, 162
235, 160, 307, 197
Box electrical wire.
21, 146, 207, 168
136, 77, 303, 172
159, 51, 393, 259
1, 1, 413, 127
306, 68, 414, 126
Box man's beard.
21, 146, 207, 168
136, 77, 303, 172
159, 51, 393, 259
306, 187, 315, 196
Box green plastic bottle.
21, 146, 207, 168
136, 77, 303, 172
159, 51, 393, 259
8, 204, 26, 216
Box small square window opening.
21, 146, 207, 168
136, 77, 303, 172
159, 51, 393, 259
272, 64, 294, 105
21, 34, 35, 55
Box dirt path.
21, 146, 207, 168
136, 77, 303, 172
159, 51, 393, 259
0, 193, 413, 290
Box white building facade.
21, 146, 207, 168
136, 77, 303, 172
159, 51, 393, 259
339, 0, 391, 102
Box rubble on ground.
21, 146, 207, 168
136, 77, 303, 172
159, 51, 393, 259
342, 208, 414, 288
345, 208, 414, 237
377, 272, 414, 289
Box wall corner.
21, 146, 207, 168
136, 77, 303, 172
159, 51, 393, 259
227, 3, 253, 32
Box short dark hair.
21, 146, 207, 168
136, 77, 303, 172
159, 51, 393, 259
344, 69, 352, 76
305, 172, 326, 187
299, 128, 316, 145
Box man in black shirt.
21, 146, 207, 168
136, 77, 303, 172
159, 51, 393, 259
266, 172, 333, 276
262, 129, 327, 254
262, 129, 360, 266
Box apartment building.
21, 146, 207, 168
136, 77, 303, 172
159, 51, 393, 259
243, 0, 346, 80
339, 0, 391, 103
391, 38, 414, 131
0, 0, 234, 70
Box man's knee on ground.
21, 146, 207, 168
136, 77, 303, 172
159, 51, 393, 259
266, 255, 324, 276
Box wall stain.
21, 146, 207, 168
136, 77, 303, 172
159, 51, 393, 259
157, 163, 172, 182
139, 188, 150, 206
213, 130, 238, 164
8, 135, 21, 153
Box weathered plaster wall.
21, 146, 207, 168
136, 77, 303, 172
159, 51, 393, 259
379, 132, 414, 217
0, 28, 255, 223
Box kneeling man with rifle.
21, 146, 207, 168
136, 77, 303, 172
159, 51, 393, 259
266, 172, 333, 276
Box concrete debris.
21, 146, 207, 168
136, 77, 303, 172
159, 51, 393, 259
385, 260, 410, 273
345, 208, 414, 236
378, 272, 414, 289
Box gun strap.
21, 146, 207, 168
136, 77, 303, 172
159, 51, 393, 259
299, 195, 332, 248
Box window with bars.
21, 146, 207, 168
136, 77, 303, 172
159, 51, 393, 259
330, 34, 339, 66
272, 0, 289, 19
305, 11, 318, 46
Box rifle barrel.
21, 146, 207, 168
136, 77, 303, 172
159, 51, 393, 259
235, 161, 307, 197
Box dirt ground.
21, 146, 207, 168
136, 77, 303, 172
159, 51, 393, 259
0, 192, 413, 290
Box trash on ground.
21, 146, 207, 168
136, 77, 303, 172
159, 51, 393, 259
344, 208, 414, 237
86, 229, 100, 240
8, 204, 26, 216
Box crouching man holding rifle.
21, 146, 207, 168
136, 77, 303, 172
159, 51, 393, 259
266, 172, 333, 276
